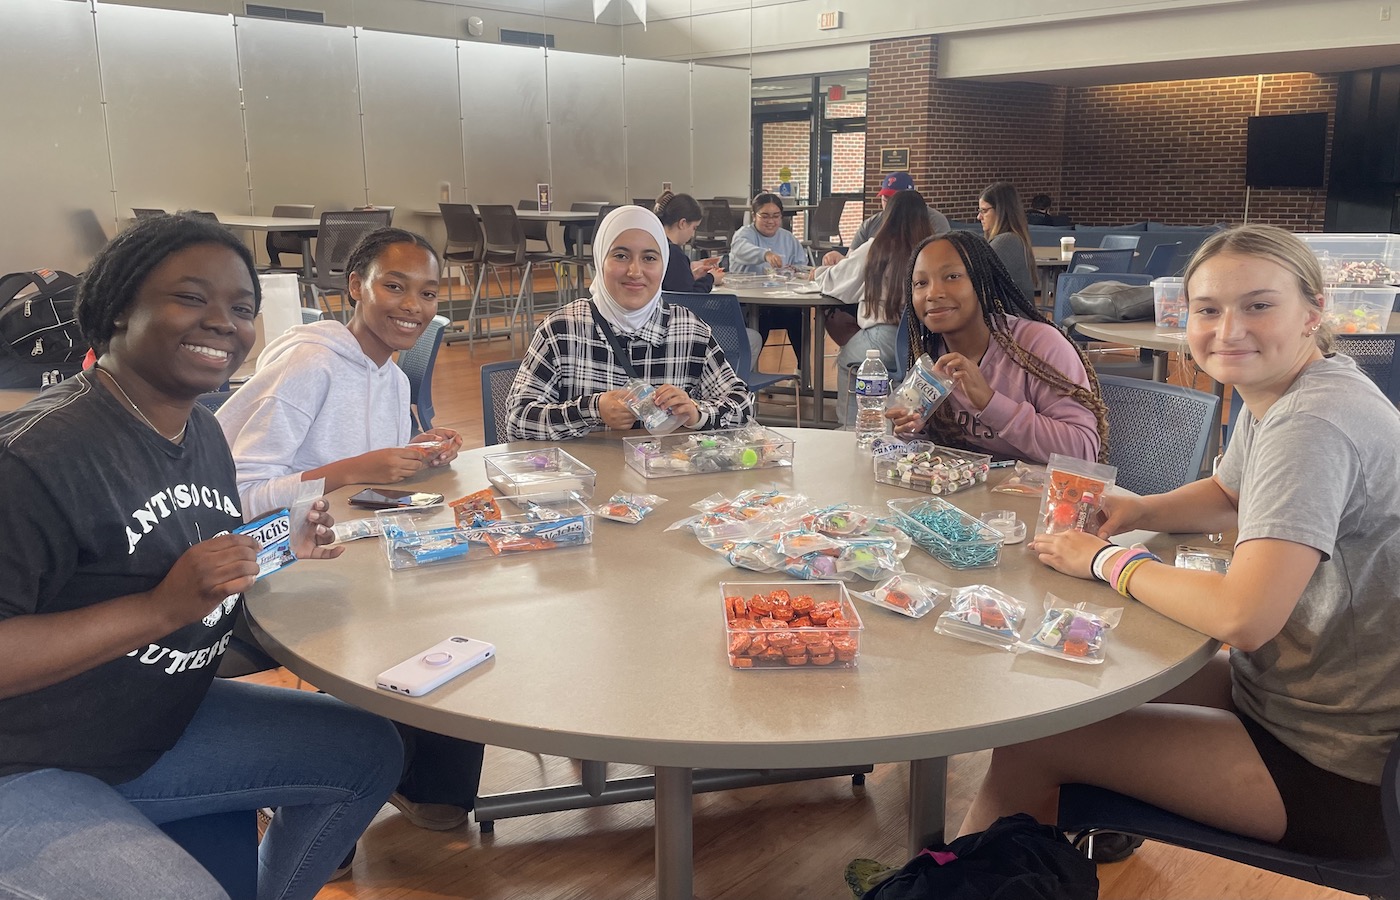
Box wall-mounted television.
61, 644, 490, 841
1245, 112, 1328, 188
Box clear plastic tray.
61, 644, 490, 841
886, 497, 1004, 570
624, 426, 795, 478
721, 580, 862, 669
873, 443, 991, 496
1323, 285, 1396, 335
484, 447, 597, 500
1296, 233, 1400, 286
378, 498, 594, 570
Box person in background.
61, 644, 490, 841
837, 171, 951, 258
728, 192, 807, 362
965, 224, 1400, 864
507, 205, 753, 441
810, 190, 936, 425
977, 181, 1039, 305
655, 191, 725, 294
218, 227, 485, 834
886, 230, 1107, 464
1025, 193, 1055, 226
0, 213, 401, 900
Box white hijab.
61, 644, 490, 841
589, 205, 667, 334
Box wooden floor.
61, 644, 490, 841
253, 277, 1351, 899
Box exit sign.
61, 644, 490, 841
818, 10, 842, 29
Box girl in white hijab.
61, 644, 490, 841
589, 205, 668, 333
506, 205, 755, 441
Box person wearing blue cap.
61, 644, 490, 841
839, 172, 950, 258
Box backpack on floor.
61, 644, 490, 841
863, 814, 1099, 900
0, 269, 86, 388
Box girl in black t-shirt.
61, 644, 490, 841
0, 214, 402, 900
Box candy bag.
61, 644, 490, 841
1035, 454, 1117, 536
595, 491, 666, 524
991, 461, 1048, 496
1021, 594, 1122, 665
934, 584, 1026, 650
852, 573, 953, 619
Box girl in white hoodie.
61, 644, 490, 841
218, 228, 482, 833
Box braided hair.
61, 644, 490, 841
345, 227, 439, 282
904, 231, 1110, 462
77, 212, 260, 355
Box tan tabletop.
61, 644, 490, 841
220, 215, 321, 282
246, 428, 1215, 899
0, 388, 40, 414
720, 285, 845, 428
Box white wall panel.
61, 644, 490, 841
97, 4, 248, 219
623, 57, 692, 199
0, 0, 114, 274
238, 17, 366, 212
546, 50, 627, 209
357, 28, 463, 215
459, 42, 550, 205
690, 63, 750, 200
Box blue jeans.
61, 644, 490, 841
0, 679, 402, 900
835, 324, 899, 426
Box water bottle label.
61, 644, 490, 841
855, 375, 888, 397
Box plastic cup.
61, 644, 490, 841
1060, 236, 1076, 260
1152, 276, 1187, 328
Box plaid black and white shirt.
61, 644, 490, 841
506, 299, 754, 441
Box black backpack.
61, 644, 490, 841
0, 269, 87, 389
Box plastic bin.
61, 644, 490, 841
886, 497, 1004, 570
378, 497, 594, 570
1323, 286, 1396, 334
873, 443, 991, 495
1296, 233, 1400, 286
721, 581, 862, 669
624, 426, 795, 478
1151, 276, 1187, 328
484, 447, 596, 501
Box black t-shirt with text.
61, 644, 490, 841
0, 373, 245, 784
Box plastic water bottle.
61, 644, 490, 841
854, 349, 890, 450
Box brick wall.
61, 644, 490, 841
1062, 73, 1336, 229
863, 37, 1339, 231
756, 99, 868, 243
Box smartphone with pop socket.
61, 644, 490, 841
375, 637, 495, 696
348, 488, 445, 510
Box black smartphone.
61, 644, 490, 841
348, 488, 445, 510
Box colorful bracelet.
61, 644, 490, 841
1116, 554, 1159, 599
1106, 548, 1152, 589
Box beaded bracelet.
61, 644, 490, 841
1091, 544, 1124, 583
1106, 548, 1155, 591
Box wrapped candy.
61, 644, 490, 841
594, 491, 666, 524
934, 584, 1026, 650
852, 573, 954, 619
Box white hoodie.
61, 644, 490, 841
217, 320, 411, 518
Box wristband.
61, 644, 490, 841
1090, 544, 1121, 583
1117, 557, 1154, 598
1106, 548, 1150, 589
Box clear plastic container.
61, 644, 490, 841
1151, 276, 1187, 328
873, 443, 991, 496
484, 447, 597, 500
618, 379, 683, 435
1323, 286, 1395, 334
1296, 233, 1400, 286
378, 498, 594, 570
721, 581, 862, 669
886, 497, 1004, 570
624, 425, 795, 478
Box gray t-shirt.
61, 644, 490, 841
1218, 354, 1400, 784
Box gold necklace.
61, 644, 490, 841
95, 367, 188, 444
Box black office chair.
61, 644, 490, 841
1055, 272, 1156, 380
1140, 242, 1183, 278
692, 200, 733, 258
1068, 248, 1134, 275
1059, 737, 1400, 899
265, 203, 315, 271
132, 208, 166, 220
480, 359, 523, 445
804, 197, 849, 262
439, 203, 484, 327
299, 210, 385, 321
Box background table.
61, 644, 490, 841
246, 429, 1216, 899
0, 388, 39, 413
219, 215, 321, 281
721, 285, 844, 427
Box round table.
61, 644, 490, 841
0, 388, 41, 414
245, 429, 1216, 900
721, 284, 844, 427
